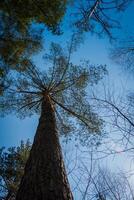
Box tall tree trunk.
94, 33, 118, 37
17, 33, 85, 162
16, 95, 73, 200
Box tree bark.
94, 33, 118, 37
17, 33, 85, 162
16, 95, 73, 200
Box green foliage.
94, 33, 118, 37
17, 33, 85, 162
0, 0, 67, 34
0, 38, 107, 145
0, 140, 31, 200
0, 0, 67, 94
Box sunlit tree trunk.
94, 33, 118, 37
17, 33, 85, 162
16, 94, 73, 200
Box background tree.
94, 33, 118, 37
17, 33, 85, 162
0, 140, 31, 200
73, 0, 131, 39
111, 38, 134, 72
0, 0, 67, 94
91, 168, 134, 200
0, 37, 107, 199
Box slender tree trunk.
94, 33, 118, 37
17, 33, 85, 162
16, 94, 73, 200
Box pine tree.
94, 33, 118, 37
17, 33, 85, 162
0, 140, 31, 200
0, 38, 107, 199
0, 0, 67, 94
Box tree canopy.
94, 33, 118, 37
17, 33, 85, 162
0, 0, 132, 94
0, 38, 107, 144
0, 0, 67, 94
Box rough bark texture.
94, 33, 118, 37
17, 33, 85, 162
16, 95, 73, 200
